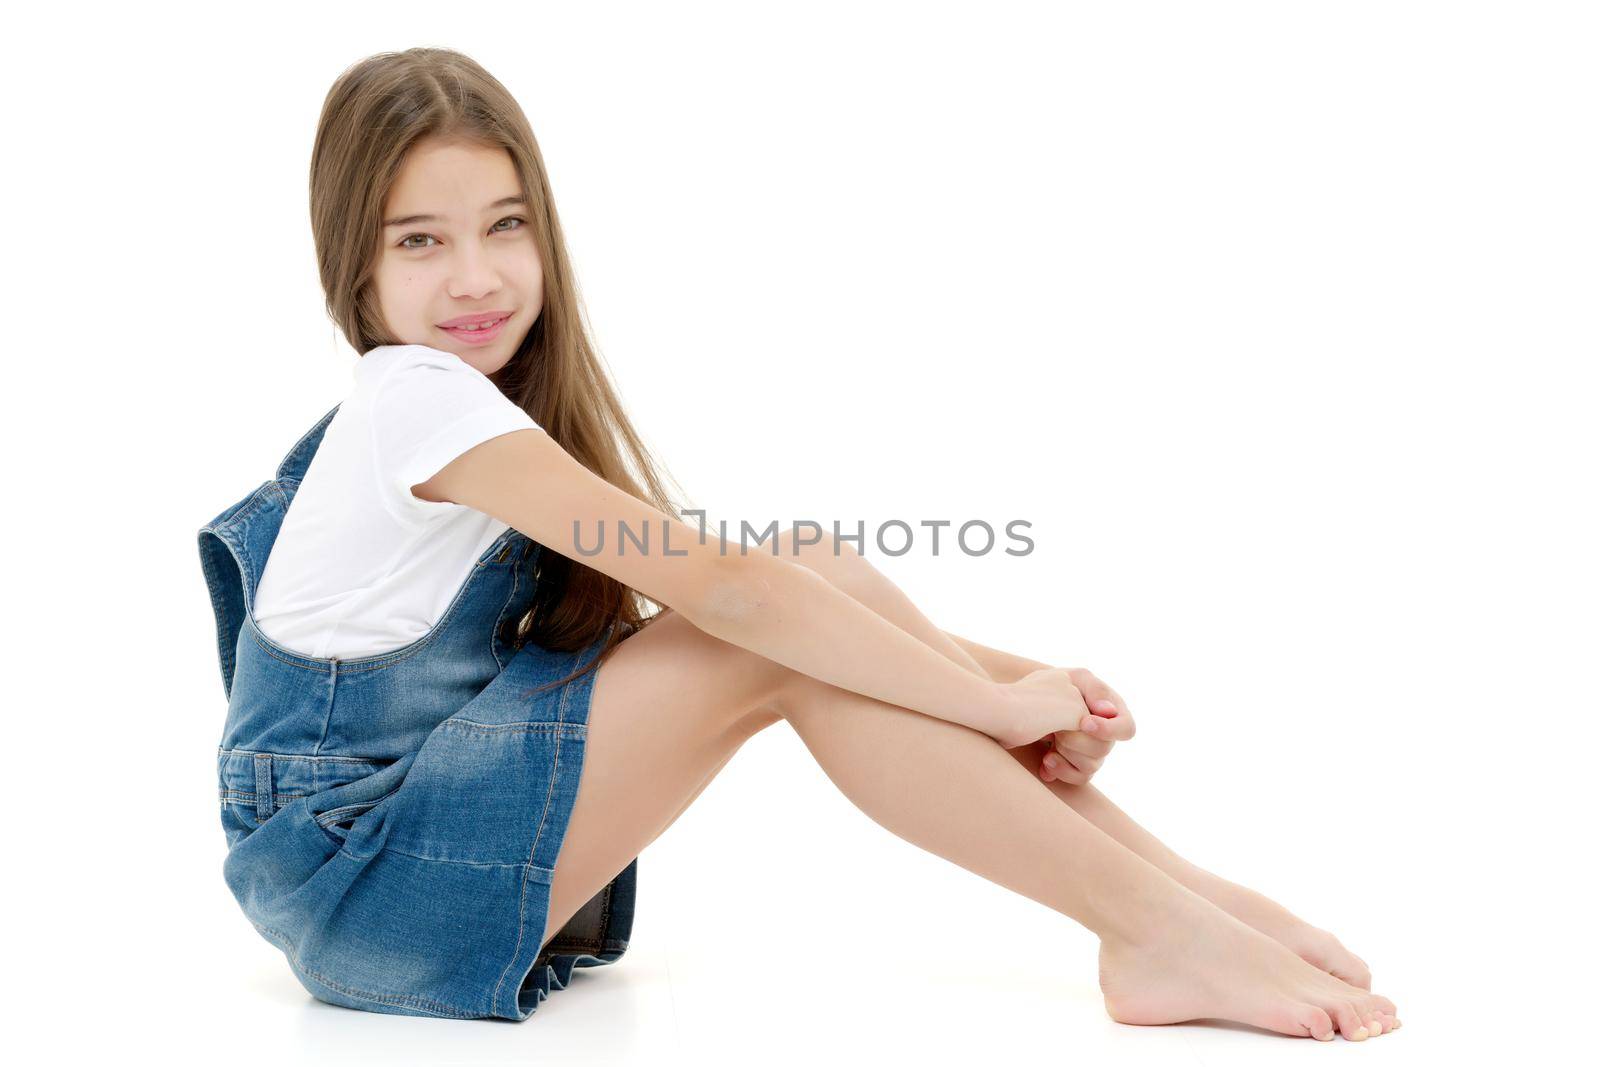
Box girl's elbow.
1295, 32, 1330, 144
683, 553, 776, 632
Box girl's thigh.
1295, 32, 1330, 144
540, 608, 787, 945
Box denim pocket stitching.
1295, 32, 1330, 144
312, 791, 399, 829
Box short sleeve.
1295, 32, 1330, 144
369, 346, 544, 523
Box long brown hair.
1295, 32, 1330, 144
308, 47, 682, 689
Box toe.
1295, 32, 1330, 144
1331, 1001, 1368, 1040
1291, 1002, 1336, 1041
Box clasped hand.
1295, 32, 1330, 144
992, 666, 1136, 785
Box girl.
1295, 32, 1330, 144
202, 47, 1398, 1037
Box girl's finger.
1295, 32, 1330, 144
1037, 737, 1060, 782
1041, 751, 1088, 783
1040, 747, 1064, 782
1067, 751, 1102, 776
1070, 670, 1136, 741
1057, 729, 1113, 760
1078, 706, 1136, 742
1070, 669, 1121, 713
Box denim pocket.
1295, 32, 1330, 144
217, 747, 399, 850
311, 790, 399, 846
299, 753, 415, 855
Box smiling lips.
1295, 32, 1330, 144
439, 312, 513, 345
438, 310, 512, 329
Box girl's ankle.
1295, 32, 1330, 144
1093, 879, 1220, 951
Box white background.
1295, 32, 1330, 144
6, 1, 1595, 1063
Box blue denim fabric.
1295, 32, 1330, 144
199, 403, 636, 1020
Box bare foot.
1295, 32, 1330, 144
1193, 874, 1376, 992
1098, 892, 1401, 1041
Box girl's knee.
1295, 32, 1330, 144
778, 525, 872, 597
778, 524, 862, 560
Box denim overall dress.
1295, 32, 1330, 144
198, 402, 637, 1020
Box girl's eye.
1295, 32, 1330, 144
398, 216, 528, 250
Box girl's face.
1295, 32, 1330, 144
373, 136, 544, 378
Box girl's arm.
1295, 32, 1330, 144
417, 428, 1025, 739
944, 632, 1051, 684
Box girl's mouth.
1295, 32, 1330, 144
440, 314, 511, 344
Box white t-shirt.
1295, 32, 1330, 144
252, 344, 545, 660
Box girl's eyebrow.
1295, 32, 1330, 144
383, 195, 526, 229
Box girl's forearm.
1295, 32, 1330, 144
945, 631, 1052, 684
689, 552, 1014, 736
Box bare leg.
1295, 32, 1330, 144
767, 669, 1396, 1040
542, 535, 1398, 1038
969, 651, 1379, 997
541, 608, 785, 951
771, 527, 1389, 1022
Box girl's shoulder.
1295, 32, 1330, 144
360, 344, 514, 420
356, 344, 542, 524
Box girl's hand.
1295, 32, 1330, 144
1039, 667, 1136, 784
992, 667, 1094, 750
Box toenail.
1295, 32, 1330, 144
1354, 1026, 1368, 1039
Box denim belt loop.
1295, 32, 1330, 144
254, 753, 274, 821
